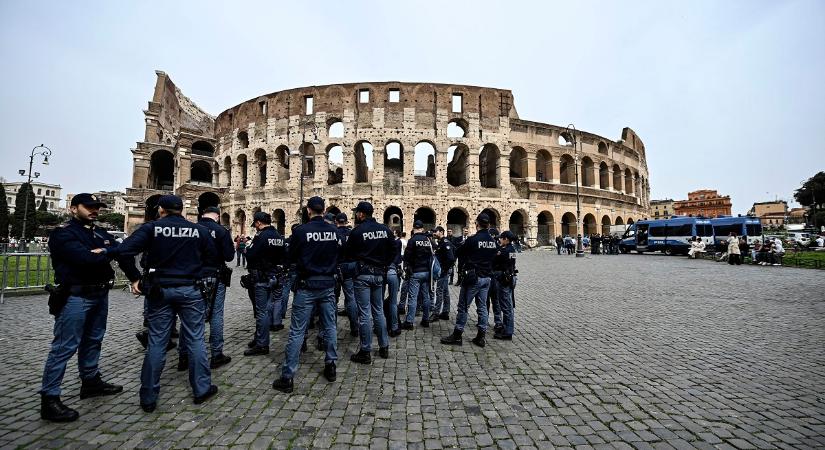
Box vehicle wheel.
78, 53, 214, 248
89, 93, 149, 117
664, 247, 673, 256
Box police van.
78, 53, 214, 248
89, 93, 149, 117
619, 217, 713, 255
709, 216, 763, 248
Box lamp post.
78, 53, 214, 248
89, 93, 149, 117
298, 121, 320, 223
19, 144, 52, 244
566, 125, 585, 257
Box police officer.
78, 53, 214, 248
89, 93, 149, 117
344, 201, 395, 363
104, 195, 218, 412
453, 227, 469, 286
446, 228, 456, 284
492, 230, 517, 340
272, 197, 340, 393
384, 229, 403, 337
243, 211, 286, 356
431, 226, 456, 322
334, 213, 358, 336
39, 193, 141, 422
401, 220, 434, 329
441, 213, 498, 348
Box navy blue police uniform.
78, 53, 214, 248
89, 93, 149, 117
335, 217, 358, 335
401, 223, 434, 328
492, 231, 517, 339
243, 212, 286, 354
432, 232, 456, 321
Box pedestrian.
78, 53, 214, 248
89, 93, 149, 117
243, 211, 286, 357
431, 226, 456, 323
39, 194, 141, 422
727, 232, 741, 265
441, 213, 498, 348
555, 235, 563, 255
454, 227, 469, 285
401, 220, 434, 329
236, 236, 247, 267
344, 201, 395, 363
272, 197, 340, 393
104, 195, 218, 412
493, 230, 517, 340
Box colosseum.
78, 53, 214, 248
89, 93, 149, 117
125, 71, 651, 245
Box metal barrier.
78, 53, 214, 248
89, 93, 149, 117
0, 252, 130, 304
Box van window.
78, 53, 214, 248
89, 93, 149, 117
746, 224, 762, 236
696, 224, 713, 236
649, 226, 666, 237
667, 224, 693, 236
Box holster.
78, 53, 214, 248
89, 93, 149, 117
462, 269, 478, 287
197, 277, 218, 323
239, 274, 252, 290
219, 265, 232, 286
44, 284, 70, 317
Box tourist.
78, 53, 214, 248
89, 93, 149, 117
771, 238, 785, 266
555, 235, 563, 255
727, 232, 741, 265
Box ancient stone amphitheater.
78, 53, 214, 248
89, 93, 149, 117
125, 71, 650, 246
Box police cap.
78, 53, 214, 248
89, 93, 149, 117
489, 228, 499, 237
413, 219, 424, 229
500, 230, 516, 241
324, 213, 336, 222
70, 193, 107, 208
335, 212, 348, 223
202, 206, 220, 215
476, 213, 490, 226
307, 196, 325, 211
158, 195, 183, 211
353, 201, 373, 215
252, 211, 272, 225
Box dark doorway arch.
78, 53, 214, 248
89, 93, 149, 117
273, 209, 286, 235
479, 144, 500, 188
601, 215, 612, 235
326, 206, 341, 217
192, 141, 214, 157
508, 210, 526, 239
384, 206, 403, 232
149, 150, 174, 190
191, 160, 213, 184
414, 207, 436, 230
446, 208, 468, 236
583, 213, 597, 235
221, 213, 230, 228
559, 154, 575, 185
537, 211, 554, 246
197, 192, 220, 215
447, 144, 469, 187
481, 208, 500, 229
561, 212, 577, 236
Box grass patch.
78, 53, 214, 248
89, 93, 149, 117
0, 254, 54, 288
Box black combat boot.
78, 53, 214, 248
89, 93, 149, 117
429, 313, 440, 322
243, 346, 269, 356
420, 319, 430, 328
210, 353, 232, 369
272, 377, 294, 393
79, 374, 123, 399
41, 395, 79, 422
378, 346, 389, 359
441, 329, 463, 346
194, 385, 218, 404
438, 312, 449, 321
493, 332, 512, 341
471, 330, 486, 348
176, 355, 189, 372
350, 350, 372, 365
400, 322, 414, 331
323, 363, 336, 382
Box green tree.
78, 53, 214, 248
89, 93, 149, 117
97, 212, 125, 231
37, 195, 48, 212
36, 210, 61, 226
795, 171, 825, 229
10, 183, 38, 239
0, 184, 9, 240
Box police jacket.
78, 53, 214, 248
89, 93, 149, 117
435, 237, 456, 268
493, 243, 516, 274
49, 218, 140, 285
344, 218, 394, 268
245, 226, 286, 273
392, 238, 402, 267
336, 226, 353, 263
404, 232, 434, 273
107, 214, 216, 280
455, 228, 498, 276
197, 217, 234, 273
288, 216, 340, 277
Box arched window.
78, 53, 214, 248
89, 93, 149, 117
613, 164, 622, 191
190, 160, 213, 184
479, 144, 500, 188
149, 150, 174, 190
508, 210, 526, 238
254, 149, 267, 186
597, 142, 608, 155
383, 206, 403, 232
446, 208, 468, 236
222, 156, 232, 186
414, 207, 436, 230
599, 162, 609, 189
447, 118, 468, 138
561, 212, 577, 236
447, 144, 469, 187
276, 145, 290, 181
192, 141, 214, 157
328, 119, 344, 138
624, 168, 633, 194
327, 144, 343, 185
237, 154, 248, 187
299, 143, 316, 177
509, 147, 527, 179
354, 141, 373, 183
414, 141, 436, 178
581, 157, 594, 187
238, 131, 249, 149
559, 154, 575, 184
537, 211, 554, 245
536, 150, 551, 182
480, 208, 500, 228
601, 215, 612, 235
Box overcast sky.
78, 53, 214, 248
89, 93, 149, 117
1, 0, 823, 213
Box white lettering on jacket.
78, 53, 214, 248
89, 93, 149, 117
307, 231, 337, 242
478, 241, 496, 249
154, 226, 200, 238
415, 240, 432, 247
268, 238, 284, 246
362, 230, 388, 240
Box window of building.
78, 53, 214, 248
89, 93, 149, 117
359, 89, 369, 103
305, 96, 314, 115
37, 188, 42, 195
452, 93, 462, 113
49, 201, 54, 208
389, 89, 400, 103
260, 101, 267, 115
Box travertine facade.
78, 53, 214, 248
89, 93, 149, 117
125, 71, 651, 245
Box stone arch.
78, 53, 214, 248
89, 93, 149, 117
447, 118, 468, 138
327, 118, 344, 138
222, 155, 232, 186
148, 149, 174, 190
237, 154, 248, 187
508, 209, 527, 238
536, 150, 551, 182
272, 208, 286, 235
479, 144, 500, 188
254, 148, 267, 187
558, 132, 572, 146
299, 143, 316, 177
624, 168, 633, 194
613, 164, 622, 191
238, 131, 249, 149
384, 141, 404, 182
414, 206, 436, 230
192, 141, 215, 157
559, 154, 575, 185
446, 207, 469, 235
326, 205, 341, 216
197, 192, 220, 215
326, 143, 344, 184
276, 145, 290, 181
627, 218, 635, 225
583, 213, 597, 235
481, 207, 500, 228
597, 141, 608, 155
561, 211, 577, 236
447, 143, 469, 187
509, 146, 527, 179
414, 141, 436, 178
384, 206, 403, 232
354, 140, 373, 183
234, 209, 247, 238
581, 156, 595, 187
599, 161, 609, 189
221, 213, 230, 227
537, 211, 554, 246
190, 160, 212, 184
144, 194, 162, 221
615, 216, 624, 225
601, 215, 612, 235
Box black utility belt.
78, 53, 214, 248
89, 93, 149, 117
296, 275, 336, 290
68, 281, 114, 295
358, 264, 385, 276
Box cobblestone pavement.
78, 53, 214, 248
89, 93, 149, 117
0, 251, 824, 449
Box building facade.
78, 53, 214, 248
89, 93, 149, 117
650, 199, 674, 219
673, 190, 731, 218
3, 181, 63, 215
65, 191, 127, 215
749, 201, 787, 228
125, 72, 651, 245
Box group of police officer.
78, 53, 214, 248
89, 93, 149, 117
39, 193, 517, 421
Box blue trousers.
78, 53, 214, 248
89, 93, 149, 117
180, 281, 227, 358
252, 276, 280, 348
498, 282, 514, 335
405, 271, 431, 323
269, 273, 289, 327
40, 290, 109, 396
490, 277, 502, 327
354, 274, 389, 351
385, 266, 400, 332
140, 285, 211, 405
281, 287, 337, 379
341, 277, 357, 331
399, 277, 409, 310
433, 273, 451, 316
455, 277, 491, 333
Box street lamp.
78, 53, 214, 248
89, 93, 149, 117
566, 125, 585, 257
19, 144, 53, 244
298, 121, 320, 223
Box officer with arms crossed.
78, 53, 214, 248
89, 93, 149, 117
492, 230, 518, 340
431, 226, 456, 322
273, 197, 340, 393
103, 195, 218, 412
243, 211, 286, 356
401, 220, 434, 330
40, 193, 140, 422
344, 201, 395, 363
441, 213, 498, 348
